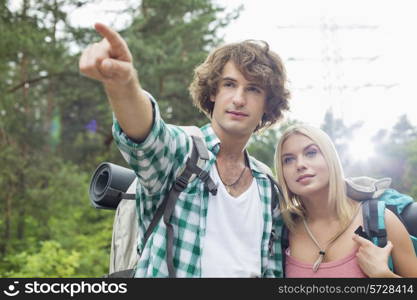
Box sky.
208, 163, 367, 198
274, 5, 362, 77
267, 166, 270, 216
12, 0, 417, 159
222, 0, 417, 127
218, 0, 417, 158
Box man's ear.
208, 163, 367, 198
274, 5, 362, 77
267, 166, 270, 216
210, 95, 215, 103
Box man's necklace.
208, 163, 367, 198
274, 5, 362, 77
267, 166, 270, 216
215, 160, 246, 194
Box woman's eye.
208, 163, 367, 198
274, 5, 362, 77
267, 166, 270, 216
306, 150, 317, 157
283, 157, 294, 164
224, 81, 235, 87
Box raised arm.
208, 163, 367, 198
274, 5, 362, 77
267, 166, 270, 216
79, 23, 153, 141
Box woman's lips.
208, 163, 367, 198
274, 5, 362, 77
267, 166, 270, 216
296, 174, 315, 183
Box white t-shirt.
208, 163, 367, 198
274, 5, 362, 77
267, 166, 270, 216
200, 165, 263, 277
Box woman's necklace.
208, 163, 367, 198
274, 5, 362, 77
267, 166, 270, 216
302, 203, 362, 272
215, 160, 246, 194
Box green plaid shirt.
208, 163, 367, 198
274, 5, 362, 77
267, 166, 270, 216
112, 93, 283, 277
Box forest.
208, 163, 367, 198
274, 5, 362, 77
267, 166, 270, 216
1, 0, 416, 277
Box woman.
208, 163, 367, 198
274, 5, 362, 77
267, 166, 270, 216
275, 124, 417, 277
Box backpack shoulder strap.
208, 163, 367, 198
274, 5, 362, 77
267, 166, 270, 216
363, 190, 417, 272
261, 169, 284, 263
264, 175, 288, 277
281, 224, 290, 277
147, 126, 217, 277
362, 198, 393, 271
245, 155, 282, 262
108, 126, 216, 278
143, 126, 215, 246
249, 156, 281, 213
363, 198, 387, 247
179, 126, 209, 160
266, 175, 282, 213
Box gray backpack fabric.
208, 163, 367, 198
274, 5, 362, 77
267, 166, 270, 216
109, 181, 139, 275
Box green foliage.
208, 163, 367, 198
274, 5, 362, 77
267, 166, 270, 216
389, 115, 417, 145
5, 241, 80, 278
405, 140, 417, 200
2, 0, 414, 280
362, 115, 417, 193
247, 120, 299, 172
0, 155, 113, 277
124, 0, 241, 126
0, 0, 239, 278
248, 129, 280, 172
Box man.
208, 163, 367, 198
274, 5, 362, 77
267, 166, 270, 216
79, 23, 290, 277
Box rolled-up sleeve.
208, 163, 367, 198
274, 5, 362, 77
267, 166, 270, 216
112, 92, 191, 199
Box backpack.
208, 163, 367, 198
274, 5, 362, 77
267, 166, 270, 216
89, 126, 279, 277
347, 177, 417, 272
280, 176, 417, 276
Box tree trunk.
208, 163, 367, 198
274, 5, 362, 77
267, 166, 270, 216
1, 189, 12, 256
17, 0, 29, 238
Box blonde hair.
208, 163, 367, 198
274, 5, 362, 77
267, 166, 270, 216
275, 124, 356, 231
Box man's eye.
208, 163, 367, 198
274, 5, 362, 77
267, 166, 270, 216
248, 86, 261, 93
224, 82, 235, 87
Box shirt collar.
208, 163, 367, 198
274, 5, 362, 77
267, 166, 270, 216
200, 123, 221, 154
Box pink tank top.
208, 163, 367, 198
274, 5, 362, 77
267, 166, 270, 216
285, 248, 367, 278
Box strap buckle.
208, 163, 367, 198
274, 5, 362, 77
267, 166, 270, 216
173, 176, 188, 191
198, 170, 217, 195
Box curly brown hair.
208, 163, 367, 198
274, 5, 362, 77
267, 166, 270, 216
189, 40, 290, 131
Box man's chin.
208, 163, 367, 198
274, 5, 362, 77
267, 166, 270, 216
213, 119, 257, 138
224, 125, 253, 138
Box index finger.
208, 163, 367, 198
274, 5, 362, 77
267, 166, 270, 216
94, 23, 125, 49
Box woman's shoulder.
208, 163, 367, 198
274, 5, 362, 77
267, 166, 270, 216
384, 208, 412, 248
384, 207, 417, 277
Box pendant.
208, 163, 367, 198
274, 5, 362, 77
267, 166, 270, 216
312, 254, 324, 272
226, 186, 231, 194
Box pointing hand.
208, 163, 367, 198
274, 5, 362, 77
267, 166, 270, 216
79, 23, 136, 86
